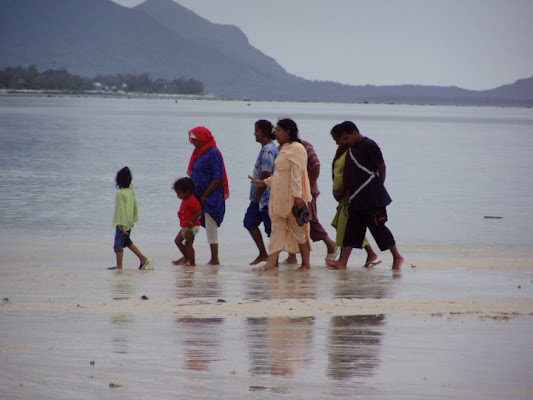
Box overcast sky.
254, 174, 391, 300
113, 0, 533, 90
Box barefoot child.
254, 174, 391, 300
110, 166, 151, 270
173, 177, 202, 266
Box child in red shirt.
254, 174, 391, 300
173, 177, 202, 266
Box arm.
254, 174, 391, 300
307, 164, 320, 189
291, 163, 305, 208
199, 179, 223, 205
187, 209, 203, 228
255, 171, 271, 203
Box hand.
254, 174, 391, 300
293, 197, 304, 208
120, 226, 129, 235
248, 175, 265, 187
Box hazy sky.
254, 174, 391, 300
113, 0, 533, 90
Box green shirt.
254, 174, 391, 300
112, 187, 139, 230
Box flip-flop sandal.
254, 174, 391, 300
363, 259, 382, 268
107, 266, 117, 270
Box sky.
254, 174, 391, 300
112, 0, 533, 90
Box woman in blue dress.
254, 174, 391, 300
187, 126, 230, 265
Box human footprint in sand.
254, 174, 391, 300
248, 119, 313, 272
172, 177, 202, 266
325, 121, 404, 271
110, 167, 151, 270
244, 120, 279, 265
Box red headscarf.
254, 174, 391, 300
187, 126, 230, 199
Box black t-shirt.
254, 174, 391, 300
346, 137, 392, 210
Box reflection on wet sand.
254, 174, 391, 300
327, 314, 385, 380
111, 272, 136, 354
175, 266, 225, 371
246, 269, 316, 300
246, 269, 316, 382
332, 269, 392, 299
111, 312, 135, 354
326, 269, 389, 381
176, 317, 224, 371
247, 316, 314, 377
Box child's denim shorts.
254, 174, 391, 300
113, 226, 133, 252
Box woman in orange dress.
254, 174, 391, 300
249, 119, 312, 271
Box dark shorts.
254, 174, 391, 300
113, 226, 133, 253
243, 201, 272, 236
343, 207, 395, 251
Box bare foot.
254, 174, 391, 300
207, 260, 220, 266
172, 257, 186, 265
326, 259, 347, 270
250, 255, 268, 265
296, 265, 311, 272
363, 254, 382, 268
391, 256, 405, 271
282, 256, 298, 264
253, 263, 278, 272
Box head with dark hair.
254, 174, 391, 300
339, 121, 359, 135
276, 118, 299, 143
330, 123, 343, 142
173, 177, 195, 199
255, 119, 275, 141
115, 166, 132, 189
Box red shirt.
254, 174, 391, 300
178, 195, 201, 227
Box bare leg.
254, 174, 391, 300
115, 251, 124, 269
174, 232, 189, 265
390, 245, 404, 270
297, 241, 311, 271
184, 230, 196, 266
282, 253, 298, 264
326, 246, 353, 270
208, 243, 220, 265
128, 244, 148, 265
363, 244, 381, 268
255, 250, 280, 271
248, 228, 268, 265
323, 236, 338, 255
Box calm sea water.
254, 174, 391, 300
1, 95, 533, 400
1, 95, 533, 255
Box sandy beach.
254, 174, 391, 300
1, 239, 532, 399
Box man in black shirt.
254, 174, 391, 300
326, 121, 404, 271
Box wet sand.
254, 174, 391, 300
1, 239, 532, 399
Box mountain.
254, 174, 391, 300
0, 0, 531, 105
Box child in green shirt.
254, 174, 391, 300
110, 166, 151, 270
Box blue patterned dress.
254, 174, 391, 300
190, 147, 226, 226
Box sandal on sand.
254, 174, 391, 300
325, 246, 339, 261
139, 259, 152, 270
107, 266, 117, 270
363, 259, 382, 268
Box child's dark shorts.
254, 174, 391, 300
113, 226, 133, 252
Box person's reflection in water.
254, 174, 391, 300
176, 317, 224, 371
175, 266, 224, 371
247, 316, 314, 377
246, 269, 316, 378
326, 269, 389, 380
327, 314, 385, 380
111, 312, 135, 354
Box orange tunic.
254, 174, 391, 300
265, 142, 313, 254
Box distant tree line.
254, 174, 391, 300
0, 65, 204, 95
